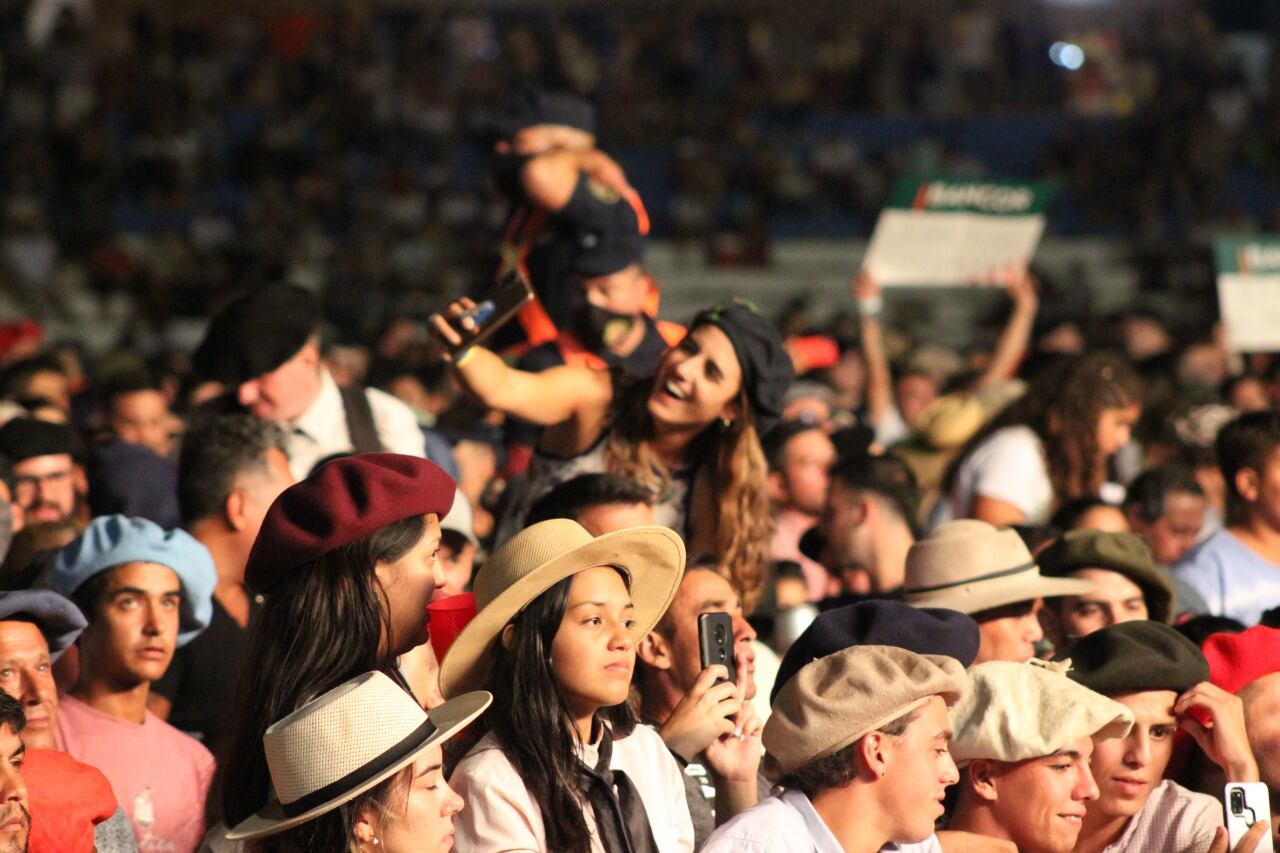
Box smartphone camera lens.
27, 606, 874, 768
715, 626, 726, 642
1231, 789, 1245, 814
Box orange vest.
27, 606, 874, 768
498, 185, 652, 348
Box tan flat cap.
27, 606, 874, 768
764, 645, 967, 780
949, 659, 1133, 768
905, 520, 1095, 614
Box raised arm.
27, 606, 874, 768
974, 265, 1039, 390
854, 271, 896, 428
428, 299, 613, 428
521, 148, 636, 212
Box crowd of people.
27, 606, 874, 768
2, 1, 1279, 341
1, 4, 1280, 853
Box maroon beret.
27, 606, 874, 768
245, 453, 456, 594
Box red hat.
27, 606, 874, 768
25, 749, 118, 853
245, 453, 456, 594
1202, 625, 1280, 694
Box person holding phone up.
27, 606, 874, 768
634, 557, 767, 848
429, 296, 794, 610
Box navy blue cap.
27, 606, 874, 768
771, 600, 979, 703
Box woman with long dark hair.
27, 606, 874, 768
439, 519, 696, 852
216, 453, 458, 831
430, 297, 793, 609
933, 352, 1143, 527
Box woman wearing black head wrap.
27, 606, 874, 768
432, 297, 793, 609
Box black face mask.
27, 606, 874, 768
492, 151, 535, 201
573, 302, 640, 352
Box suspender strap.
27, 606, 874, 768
338, 385, 385, 454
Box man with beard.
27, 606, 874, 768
0, 693, 29, 853
0, 419, 85, 529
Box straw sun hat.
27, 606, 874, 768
438, 519, 686, 698
226, 672, 492, 841
905, 520, 1094, 614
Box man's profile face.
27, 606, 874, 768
986, 736, 1099, 853
880, 696, 959, 842
0, 624, 56, 751
0, 723, 28, 853
11, 455, 77, 524
236, 341, 320, 423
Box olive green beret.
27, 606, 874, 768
1058, 621, 1209, 696
1038, 530, 1174, 624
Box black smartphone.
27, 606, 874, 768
697, 611, 737, 686
447, 270, 534, 357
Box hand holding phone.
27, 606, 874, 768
1226, 783, 1275, 853
428, 271, 533, 360
698, 612, 737, 687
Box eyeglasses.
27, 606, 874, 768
13, 469, 72, 497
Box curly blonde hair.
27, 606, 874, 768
605, 375, 772, 611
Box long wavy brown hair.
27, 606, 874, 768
604, 372, 771, 611
942, 352, 1143, 508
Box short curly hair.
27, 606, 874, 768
776, 705, 921, 797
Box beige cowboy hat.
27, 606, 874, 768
905, 520, 1094, 614
438, 519, 686, 698
226, 672, 491, 841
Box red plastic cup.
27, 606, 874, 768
428, 593, 477, 662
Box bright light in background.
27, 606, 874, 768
1049, 41, 1086, 71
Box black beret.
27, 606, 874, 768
573, 231, 644, 278
0, 418, 81, 462
692, 299, 794, 434
1039, 530, 1174, 623
771, 600, 979, 703
490, 90, 596, 138
192, 284, 321, 385
1059, 620, 1209, 696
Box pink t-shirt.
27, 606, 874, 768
54, 694, 214, 853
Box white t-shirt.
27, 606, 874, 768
931, 425, 1054, 528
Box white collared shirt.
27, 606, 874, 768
285, 368, 426, 478
701, 788, 942, 853
450, 725, 695, 853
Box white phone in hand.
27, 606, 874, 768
1226, 783, 1275, 852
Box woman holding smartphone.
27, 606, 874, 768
429, 297, 793, 609
439, 518, 698, 852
